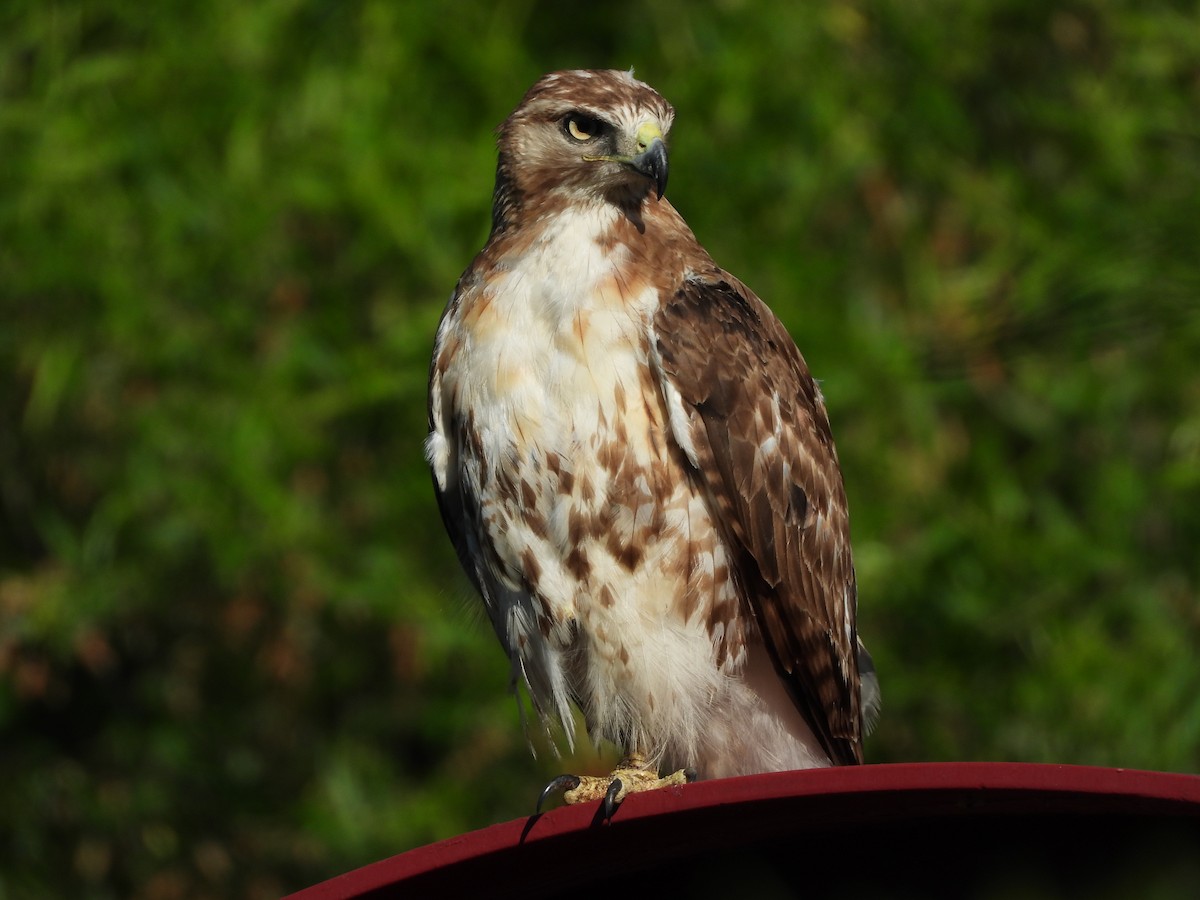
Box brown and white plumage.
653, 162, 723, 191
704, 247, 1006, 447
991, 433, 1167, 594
427, 69, 878, 784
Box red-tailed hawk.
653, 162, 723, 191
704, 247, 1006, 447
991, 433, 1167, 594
427, 69, 878, 812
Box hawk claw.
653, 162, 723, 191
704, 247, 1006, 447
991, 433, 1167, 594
601, 777, 624, 820
534, 762, 693, 815
536, 774, 582, 814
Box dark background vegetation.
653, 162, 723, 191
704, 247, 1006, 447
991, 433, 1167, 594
2, 1, 1198, 896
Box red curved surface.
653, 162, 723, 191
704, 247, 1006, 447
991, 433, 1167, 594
285, 763, 1200, 899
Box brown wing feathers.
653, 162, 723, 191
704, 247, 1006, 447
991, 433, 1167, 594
655, 276, 864, 765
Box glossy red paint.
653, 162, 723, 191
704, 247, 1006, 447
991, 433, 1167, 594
285, 763, 1200, 899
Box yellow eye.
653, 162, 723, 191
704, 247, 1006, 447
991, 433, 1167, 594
564, 114, 603, 142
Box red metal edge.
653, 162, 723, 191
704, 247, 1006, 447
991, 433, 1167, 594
284, 762, 1200, 899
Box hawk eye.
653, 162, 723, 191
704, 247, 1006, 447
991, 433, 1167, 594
563, 113, 604, 143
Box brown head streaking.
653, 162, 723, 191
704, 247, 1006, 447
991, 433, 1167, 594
427, 69, 878, 809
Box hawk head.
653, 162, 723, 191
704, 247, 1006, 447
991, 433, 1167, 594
492, 69, 676, 229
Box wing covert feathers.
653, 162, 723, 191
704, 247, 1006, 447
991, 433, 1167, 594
654, 276, 864, 765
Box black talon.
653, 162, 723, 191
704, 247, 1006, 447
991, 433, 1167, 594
536, 774, 581, 814
601, 777, 623, 820
683, 767, 698, 783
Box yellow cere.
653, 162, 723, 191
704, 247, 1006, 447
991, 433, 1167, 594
635, 121, 663, 151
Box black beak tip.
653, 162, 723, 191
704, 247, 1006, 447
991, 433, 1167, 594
630, 139, 669, 201
650, 144, 668, 200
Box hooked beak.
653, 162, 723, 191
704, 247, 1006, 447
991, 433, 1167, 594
588, 121, 670, 200
627, 135, 669, 200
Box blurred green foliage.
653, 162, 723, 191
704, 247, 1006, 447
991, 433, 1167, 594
1, 0, 1198, 896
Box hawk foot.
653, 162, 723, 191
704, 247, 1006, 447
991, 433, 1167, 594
536, 757, 696, 818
